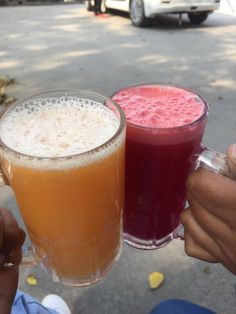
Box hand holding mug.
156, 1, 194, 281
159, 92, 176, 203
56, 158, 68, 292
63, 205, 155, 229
0, 208, 25, 314
181, 144, 236, 274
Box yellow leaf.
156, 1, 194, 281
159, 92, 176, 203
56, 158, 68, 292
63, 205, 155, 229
27, 274, 38, 286
5, 97, 15, 105
148, 272, 164, 289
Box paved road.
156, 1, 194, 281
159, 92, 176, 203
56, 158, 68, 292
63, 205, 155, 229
0, 4, 236, 314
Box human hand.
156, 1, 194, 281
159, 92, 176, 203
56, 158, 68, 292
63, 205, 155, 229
180, 144, 236, 274
0, 208, 25, 314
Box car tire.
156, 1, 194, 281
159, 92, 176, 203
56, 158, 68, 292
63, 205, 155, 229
188, 12, 209, 25
130, 0, 150, 27
85, 0, 94, 11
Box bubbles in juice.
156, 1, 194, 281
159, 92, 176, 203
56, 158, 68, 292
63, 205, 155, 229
113, 85, 205, 128
0, 97, 119, 158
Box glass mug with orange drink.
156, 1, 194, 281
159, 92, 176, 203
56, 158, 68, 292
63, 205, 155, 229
0, 89, 126, 286
112, 84, 232, 250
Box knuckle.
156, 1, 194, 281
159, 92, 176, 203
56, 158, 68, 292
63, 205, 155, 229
186, 168, 205, 192
186, 171, 197, 191
227, 145, 236, 177
185, 245, 194, 258
180, 209, 190, 226
220, 246, 236, 274
227, 250, 236, 266
228, 264, 236, 275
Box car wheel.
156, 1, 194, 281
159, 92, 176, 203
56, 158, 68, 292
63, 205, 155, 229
130, 0, 150, 27
85, 0, 94, 11
188, 12, 209, 25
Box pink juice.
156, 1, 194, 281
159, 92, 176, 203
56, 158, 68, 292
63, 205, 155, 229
112, 84, 208, 249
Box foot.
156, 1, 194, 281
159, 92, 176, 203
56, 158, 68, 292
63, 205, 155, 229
94, 11, 101, 16
97, 13, 110, 18
41, 294, 71, 314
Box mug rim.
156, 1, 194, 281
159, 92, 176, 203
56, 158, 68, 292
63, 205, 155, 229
0, 89, 126, 160
111, 83, 209, 132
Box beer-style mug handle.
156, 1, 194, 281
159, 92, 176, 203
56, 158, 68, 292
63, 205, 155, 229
0, 171, 37, 268
2, 246, 37, 268
174, 145, 235, 240
197, 145, 234, 179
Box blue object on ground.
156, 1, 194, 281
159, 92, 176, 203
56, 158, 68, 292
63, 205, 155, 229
149, 299, 216, 314
11, 290, 58, 314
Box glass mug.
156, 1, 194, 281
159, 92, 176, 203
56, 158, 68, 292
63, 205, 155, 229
0, 89, 126, 286
112, 84, 232, 250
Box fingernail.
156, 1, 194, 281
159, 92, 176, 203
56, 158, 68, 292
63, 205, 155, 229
230, 144, 236, 161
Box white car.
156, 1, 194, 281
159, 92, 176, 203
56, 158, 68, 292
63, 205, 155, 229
85, 0, 220, 27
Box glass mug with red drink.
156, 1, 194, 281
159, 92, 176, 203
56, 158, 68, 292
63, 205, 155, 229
112, 84, 232, 250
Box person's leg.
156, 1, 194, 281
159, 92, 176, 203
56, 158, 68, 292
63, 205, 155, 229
11, 290, 71, 314
94, 0, 102, 14
149, 299, 216, 314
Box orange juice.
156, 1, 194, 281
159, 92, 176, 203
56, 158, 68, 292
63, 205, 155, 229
0, 91, 125, 286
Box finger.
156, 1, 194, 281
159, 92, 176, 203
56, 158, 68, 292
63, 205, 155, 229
187, 190, 235, 243
181, 207, 236, 274
227, 144, 236, 179
0, 267, 19, 314
0, 209, 21, 314
184, 231, 217, 263
0, 209, 25, 266
186, 168, 236, 228
8, 228, 25, 266
187, 194, 236, 267
1, 208, 20, 258
180, 208, 221, 258
0, 210, 4, 249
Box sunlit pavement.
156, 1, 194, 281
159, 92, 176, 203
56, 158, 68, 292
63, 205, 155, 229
0, 4, 236, 314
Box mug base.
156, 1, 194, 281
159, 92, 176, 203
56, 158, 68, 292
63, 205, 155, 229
40, 244, 122, 287
123, 225, 181, 250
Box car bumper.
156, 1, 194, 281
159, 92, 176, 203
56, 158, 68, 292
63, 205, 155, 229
144, 1, 220, 18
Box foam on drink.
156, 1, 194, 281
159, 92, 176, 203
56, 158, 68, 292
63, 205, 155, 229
112, 85, 205, 128
0, 96, 121, 168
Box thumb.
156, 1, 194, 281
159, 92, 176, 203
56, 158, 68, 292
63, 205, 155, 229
227, 144, 236, 179
0, 267, 19, 314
